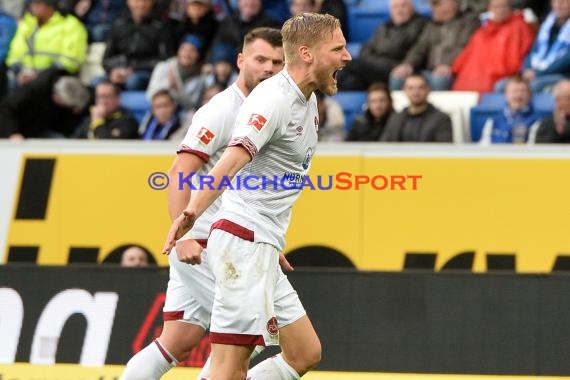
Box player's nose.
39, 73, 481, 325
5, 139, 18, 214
342, 47, 352, 63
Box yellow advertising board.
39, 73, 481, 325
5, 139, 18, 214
4, 143, 570, 272
0, 364, 564, 380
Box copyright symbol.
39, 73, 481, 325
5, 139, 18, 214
148, 172, 169, 190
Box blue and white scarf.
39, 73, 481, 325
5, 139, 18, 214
531, 12, 570, 71
142, 115, 179, 141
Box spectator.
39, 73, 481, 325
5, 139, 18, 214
452, 0, 535, 93
139, 89, 182, 140
73, 80, 139, 139
381, 73, 453, 142
120, 245, 150, 267
316, 0, 348, 37
228, 0, 290, 23
338, 0, 427, 91
504, 0, 570, 93
480, 76, 541, 144
290, 0, 315, 16
347, 82, 394, 141
0, 10, 17, 99
204, 42, 238, 89
175, 0, 219, 55
147, 34, 207, 113
316, 91, 345, 142
70, 0, 126, 42
102, 0, 174, 91
209, 0, 233, 20
535, 79, 570, 142
6, 0, 87, 87
213, 0, 279, 54
390, 0, 480, 91
0, 68, 90, 139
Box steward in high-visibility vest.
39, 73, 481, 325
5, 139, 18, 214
6, 3, 87, 76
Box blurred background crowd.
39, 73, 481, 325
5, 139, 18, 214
0, 0, 568, 145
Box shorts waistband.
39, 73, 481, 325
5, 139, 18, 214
210, 219, 254, 242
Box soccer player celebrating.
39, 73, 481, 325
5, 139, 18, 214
164, 13, 351, 380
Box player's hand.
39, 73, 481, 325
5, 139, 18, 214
162, 210, 197, 255
175, 238, 203, 265
279, 252, 294, 272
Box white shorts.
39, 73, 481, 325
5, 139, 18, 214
163, 236, 305, 345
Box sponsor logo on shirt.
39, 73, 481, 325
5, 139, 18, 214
196, 127, 215, 145
247, 114, 267, 132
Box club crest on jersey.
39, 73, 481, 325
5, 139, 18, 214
302, 147, 313, 170
247, 113, 267, 132
267, 317, 278, 336
296, 126, 303, 135
195, 127, 215, 145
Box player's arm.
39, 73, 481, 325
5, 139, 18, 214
166, 152, 207, 263
162, 146, 251, 254
167, 153, 204, 221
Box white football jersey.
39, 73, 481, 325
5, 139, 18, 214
178, 83, 246, 239
216, 69, 319, 251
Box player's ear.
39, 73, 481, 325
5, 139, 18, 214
237, 53, 245, 70
298, 45, 313, 63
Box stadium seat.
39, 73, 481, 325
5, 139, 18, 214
120, 91, 150, 123
392, 91, 480, 143
346, 42, 362, 58
347, 5, 389, 43
414, 0, 432, 17
330, 91, 367, 131
469, 93, 554, 142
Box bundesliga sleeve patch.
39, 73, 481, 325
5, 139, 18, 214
195, 127, 215, 145
247, 114, 267, 132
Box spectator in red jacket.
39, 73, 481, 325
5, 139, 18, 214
452, 0, 535, 92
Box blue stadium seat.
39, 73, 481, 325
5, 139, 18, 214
120, 91, 150, 123
330, 91, 367, 131
414, 0, 432, 17
469, 93, 554, 142
358, 0, 387, 6
347, 5, 389, 43
346, 42, 362, 58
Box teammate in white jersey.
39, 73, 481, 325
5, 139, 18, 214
120, 28, 296, 380
164, 13, 352, 380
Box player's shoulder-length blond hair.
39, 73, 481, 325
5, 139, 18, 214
281, 13, 340, 64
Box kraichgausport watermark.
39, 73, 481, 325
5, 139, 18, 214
148, 172, 422, 191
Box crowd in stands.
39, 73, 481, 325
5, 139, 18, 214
0, 0, 569, 144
